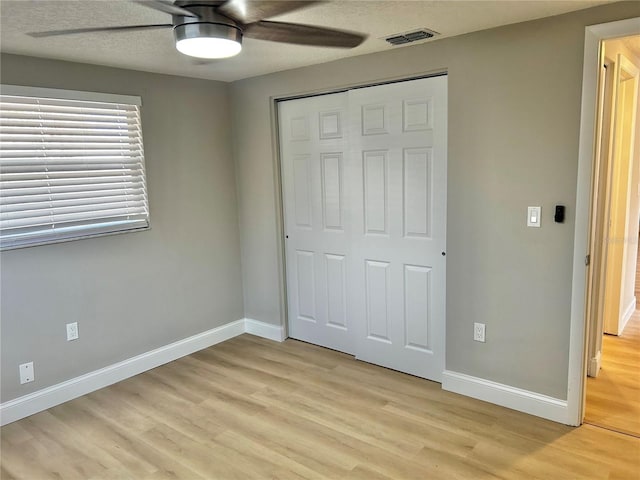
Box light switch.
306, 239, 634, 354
527, 206, 541, 227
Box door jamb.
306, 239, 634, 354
586, 55, 613, 379
569, 17, 640, 426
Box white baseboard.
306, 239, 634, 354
1, 317, 286, 426
588, 351, 602, 378
244, 318, 287, 342
618, 296, 636, 335
442, 370, 569, 424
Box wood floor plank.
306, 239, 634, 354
214, 430, 330, 480
48, 402, 158, 478
585, 310, 640, 437
2, 334, 639, 479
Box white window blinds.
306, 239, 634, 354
0, 85, 149, 250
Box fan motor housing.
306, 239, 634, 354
173, 22, 243, 47
171, 4, 239, 28
172, 4, 243, 46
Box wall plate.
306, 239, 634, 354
527, 206, 541, 227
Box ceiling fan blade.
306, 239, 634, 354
28, 24, 174, 38
217, 1, 322, 24
244, 21, 366, 48
133, 0, 199, 17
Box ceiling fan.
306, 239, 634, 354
27, 0, 367, 60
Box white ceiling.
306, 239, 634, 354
0, 0, 616, 82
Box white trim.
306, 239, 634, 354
442, 370, 569, 424
244, 318, 287, 342
0, 318, 286, 426
588, 351, 602, 377
1, 84, 142, 106
570, 17, 640, 427
619, 296, 636, 335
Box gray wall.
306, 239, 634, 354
0, 55, 244, 402
231, 2, 640, 399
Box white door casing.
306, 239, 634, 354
279, 76, 448, 381
571, 17, 640, 427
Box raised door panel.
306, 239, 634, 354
403, 98, 433, 132
403, 148, 432, 238
362, 104, 388, 135
363, 150, 388, 235
321, 153, 343, 231
404, 264, 432, 352
325, 254, 347, 330
365, 260, 391, 342
295, 250, 316, 322
319, 111, 343, 139
293, 154, 312, 228
291, 116, 310, 141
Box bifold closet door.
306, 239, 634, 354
279, 75, 447, 381
279, 92, 355, 354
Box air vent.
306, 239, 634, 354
384, 29, 439, 46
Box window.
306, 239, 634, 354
0, 85, 149, 250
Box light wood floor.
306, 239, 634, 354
2, 335, 639, 479
585, 310, 640, 437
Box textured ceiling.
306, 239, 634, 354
0, 0, 616, 82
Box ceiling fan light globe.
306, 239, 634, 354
173, 22, 243, 59
176, 37, 242, 59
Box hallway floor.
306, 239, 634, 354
585, 306, 640, 437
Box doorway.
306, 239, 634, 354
278, 75, 448, 382
584, 34, 640, 437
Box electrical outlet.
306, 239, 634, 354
66, 322, 79, 341
19, 362, 34, 384
474, 322, 486, 342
